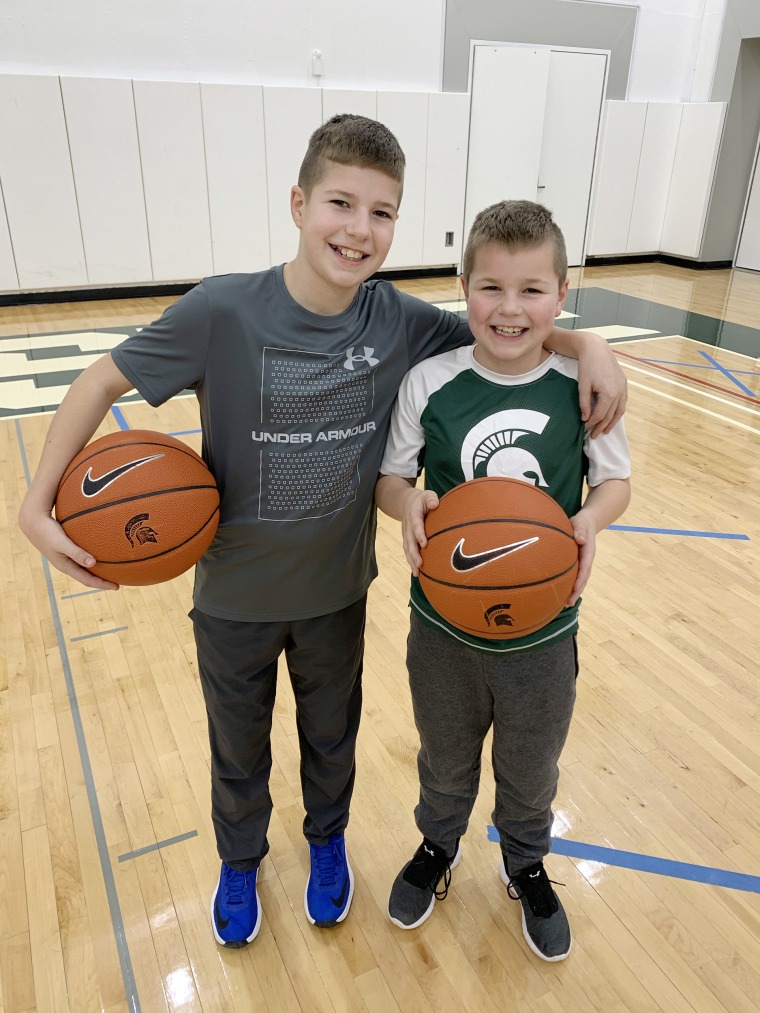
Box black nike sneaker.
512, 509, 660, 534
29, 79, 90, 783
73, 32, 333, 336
211, 862, 262, 947
304, 833, 354, 927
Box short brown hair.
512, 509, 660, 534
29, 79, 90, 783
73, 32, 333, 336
298, 114, 405, 201
462, 200, 567, 283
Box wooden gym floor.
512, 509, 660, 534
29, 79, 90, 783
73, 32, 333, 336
1, 261, 759, 1012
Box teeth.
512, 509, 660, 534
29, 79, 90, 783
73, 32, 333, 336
494, 326, 524, 335
336, 246, 365, 260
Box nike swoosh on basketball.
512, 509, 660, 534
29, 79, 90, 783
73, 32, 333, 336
331, 876, 349, 908
81, 454, 164, 497
450, 536, 540, 572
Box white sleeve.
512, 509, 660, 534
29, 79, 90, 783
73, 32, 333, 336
584, 418, 632, 486
380, 367, 428, 479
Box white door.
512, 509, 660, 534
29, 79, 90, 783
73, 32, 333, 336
465, 44, 607, 267
736, 136, 760, 271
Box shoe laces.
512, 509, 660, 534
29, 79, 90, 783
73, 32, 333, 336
506, 862, 561, 918
311, 837, 344, 888
221, 865, 253, 906
404, 838, 457, 899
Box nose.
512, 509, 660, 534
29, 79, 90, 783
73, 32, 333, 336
345, 208, 371, 240
498, 290, 522, 315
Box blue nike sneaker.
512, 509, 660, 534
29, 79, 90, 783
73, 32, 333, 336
211, 862, 262, 947
304, 833, 354, 927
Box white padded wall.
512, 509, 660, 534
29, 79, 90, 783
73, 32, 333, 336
321, 90, 377, 121
61, 76, 152, 286
263, 87, 322, 266
200, 83, 270, 275
736, 142, 760, 271
586, 101, 647, 256
0, 75, 87, 289
133, 80, 214, 282
627, 103, 682, 253
660, 102, 725, 259
376, 91, 429, 270
423, 91, 469, 267
0, 188, 19, 291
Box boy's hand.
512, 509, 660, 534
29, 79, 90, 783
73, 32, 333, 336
566, 509, 597, 606
401, 488, 439, 576
19, 506, 119, 590
577, 335, 627, 438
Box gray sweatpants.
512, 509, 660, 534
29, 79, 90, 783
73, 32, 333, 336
191, 596, 366, 871
407, 612, 578, 873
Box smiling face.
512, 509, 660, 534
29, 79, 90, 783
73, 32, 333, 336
462, 240, 569, 375
285, 160, 400, 315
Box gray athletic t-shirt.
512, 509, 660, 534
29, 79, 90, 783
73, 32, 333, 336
112, 266, 470, 620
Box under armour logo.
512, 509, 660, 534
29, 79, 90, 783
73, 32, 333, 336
344, 346, 379, 370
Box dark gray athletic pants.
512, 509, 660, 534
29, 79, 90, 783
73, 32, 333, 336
407, 612, 578, 874
190, 596, 366, 871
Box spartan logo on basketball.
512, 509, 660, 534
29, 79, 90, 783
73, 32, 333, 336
460, 409, 550, 485
125, 513, 159, 548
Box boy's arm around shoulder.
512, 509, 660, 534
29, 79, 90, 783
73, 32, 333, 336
545, 326, 627, 438
18, 353, 135, 590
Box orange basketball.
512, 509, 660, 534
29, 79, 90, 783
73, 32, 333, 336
419, 476, 579, 640
55, 429, 220, 586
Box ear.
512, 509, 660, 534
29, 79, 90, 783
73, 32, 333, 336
290, 185, 306, 229
555, 278, 569, 316
460, 274, 469, 301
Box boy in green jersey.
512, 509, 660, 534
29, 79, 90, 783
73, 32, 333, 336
376, 200, 631, 960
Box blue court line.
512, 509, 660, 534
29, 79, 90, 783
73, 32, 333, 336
699, 350, 758, 398
16, 421, 141, 1013
610, 524, 749, 540
641, 359, 758, 376
168, 428, 202, 437
111, 404, 131, 430
118, 830, 199, 863
61, 589, 101, 599
486, 826, 760, 894
70, 626, 129, 642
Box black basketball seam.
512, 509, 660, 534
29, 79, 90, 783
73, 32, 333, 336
426, 517, 574, 539
59, 437, 208, 486
88, 506, 220, 565
55, 484, 219, 524
418, 558, 578, 591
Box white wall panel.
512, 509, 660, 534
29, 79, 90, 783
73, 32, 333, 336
660, 102, 725, 258
0, 187, 19, 291
61, 76, 152, 285
586, 101, 647, 256
423, 91, 469, 267
133, 80, 213, 282
0, 75, 87, 289
201, 83, 270, 275
736, 140, 760, 270
376, 91, 429, 270
465, 46, 550, 245
263, 87, 322, 266
627, 103, 682, 253
321, 90, 377, 121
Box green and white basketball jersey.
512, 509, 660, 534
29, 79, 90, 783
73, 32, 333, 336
381, 346, 631, 653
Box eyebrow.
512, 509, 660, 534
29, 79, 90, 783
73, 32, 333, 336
325, 189, 398, 211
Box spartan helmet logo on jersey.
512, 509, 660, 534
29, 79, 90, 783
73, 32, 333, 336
343, 346, 379, 371
460, 409, 550, 486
